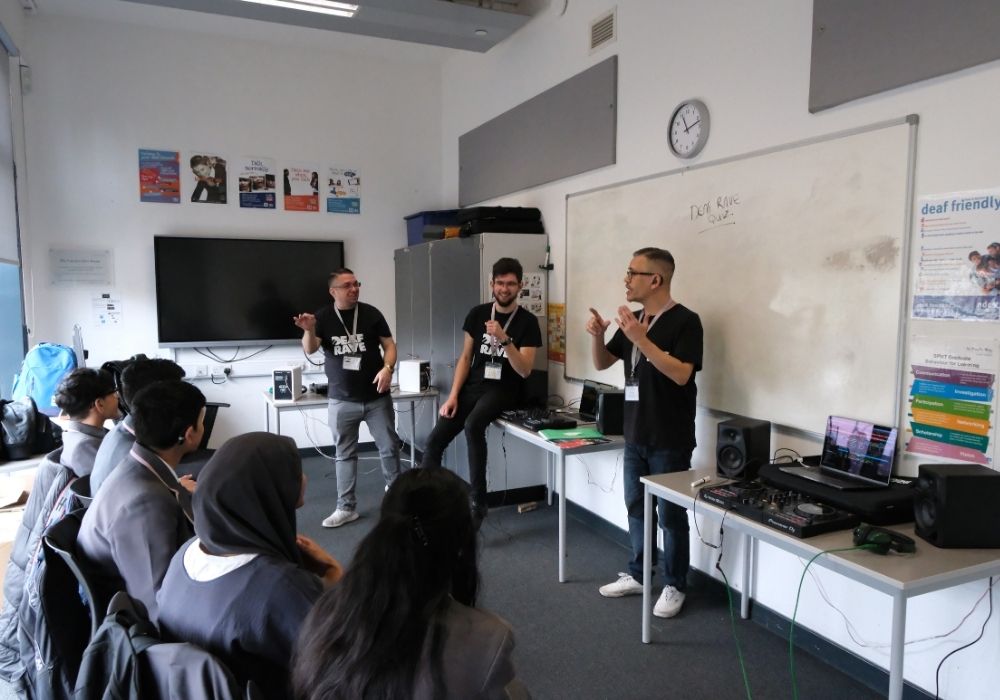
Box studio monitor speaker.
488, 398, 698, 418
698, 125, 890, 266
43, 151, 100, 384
716, 417, 771, 480
595, 389, 624, 436
914, 463, 1000, 548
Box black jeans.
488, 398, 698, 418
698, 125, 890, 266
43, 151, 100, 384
420, 383, 518, 509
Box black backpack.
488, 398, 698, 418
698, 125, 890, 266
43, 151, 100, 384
0, 398, 63, 462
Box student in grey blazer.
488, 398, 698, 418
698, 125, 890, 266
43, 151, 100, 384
292, 468, 529, 700
78, 380, 205, 624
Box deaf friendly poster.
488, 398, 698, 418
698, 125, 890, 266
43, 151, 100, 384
906, 336, 996, 466
138, 149, 180, 203
237, 157, 277, 209
283, 164, 320, 212
326, 167, 360, 214
912, 187, 1000, 320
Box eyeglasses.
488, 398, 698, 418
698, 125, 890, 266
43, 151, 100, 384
333, 281, 362, 290
625, 269, 657, 281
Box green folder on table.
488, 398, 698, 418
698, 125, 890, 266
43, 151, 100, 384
538, 426, 605, 441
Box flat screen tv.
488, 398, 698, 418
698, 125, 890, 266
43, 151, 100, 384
153, 236, 345, 347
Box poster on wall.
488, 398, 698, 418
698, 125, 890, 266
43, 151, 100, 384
905, 336, 997, 467
138, 149, 180, 203
548, 302, 566, 363
186, 152, 228, 204
326, 167, 361, 214
911, 187, 1000, 320
237, 156, 277, 209
283, 164, 320, 212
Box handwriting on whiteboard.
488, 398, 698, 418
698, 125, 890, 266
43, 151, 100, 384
690, 194, 741, 234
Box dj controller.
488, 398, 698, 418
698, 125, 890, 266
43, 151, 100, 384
699, 479, 859, 538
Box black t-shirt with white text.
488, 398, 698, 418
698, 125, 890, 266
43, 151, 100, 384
314, 302, 392, 402
606, 304, 703, 450
462, 302, 542, 393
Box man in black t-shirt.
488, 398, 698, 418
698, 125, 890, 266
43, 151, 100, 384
586, 247, 703, 619
420, 258, 542, 524
294, 268, 402, 528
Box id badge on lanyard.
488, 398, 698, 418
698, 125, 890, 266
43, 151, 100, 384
343, 356, 361, 371
484, 362, 502, 381
625, 377, 639, 402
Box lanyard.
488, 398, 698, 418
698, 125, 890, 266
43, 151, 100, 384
130, 445, 193, 524
630, 300, 676, 378
489, 303, 518, 360
334, 305, 359, 345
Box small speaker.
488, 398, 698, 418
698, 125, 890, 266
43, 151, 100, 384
595, 389, 624, 435
716, 417, 771, 480
914, 464, 1000, 548
272, 366, 302, 404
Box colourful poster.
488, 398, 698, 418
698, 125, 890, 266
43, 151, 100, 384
906, 337, 997, 466
138, 149, 180, 203
283, 164, 320, 212
548, 302, 565, 363
912, 188, 1000, 320
186, 152, 227, 204
326, 167, 361, 214
237, 157, 277, 209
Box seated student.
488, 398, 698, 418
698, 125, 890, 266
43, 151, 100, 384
292, 468, 527, 700
157, 432, 342, 699
53, 367, 120, 474
90, 358, 186, 494
78, 380, 205, 623
0, 368, 118, 688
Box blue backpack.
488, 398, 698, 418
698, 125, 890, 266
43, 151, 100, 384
11, 344, 78, 412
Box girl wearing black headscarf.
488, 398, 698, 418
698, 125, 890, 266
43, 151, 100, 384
157, 432, 342, 698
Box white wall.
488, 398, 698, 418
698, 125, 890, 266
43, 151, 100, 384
440, 2, 1000, 698
17, 11, 447, 447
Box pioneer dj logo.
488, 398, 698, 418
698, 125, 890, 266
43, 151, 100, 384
331, 334, 366, 355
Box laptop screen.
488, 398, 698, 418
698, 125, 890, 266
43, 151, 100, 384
820, 416, 897, 486
578, 382, 599, 418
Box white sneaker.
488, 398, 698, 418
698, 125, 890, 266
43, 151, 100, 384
599, 573, 644, 598
322, 509, 360, 528
653, 585, 686, 618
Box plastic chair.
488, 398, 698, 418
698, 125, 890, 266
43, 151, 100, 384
43, 510, 108, 638
68, 474, 93, 509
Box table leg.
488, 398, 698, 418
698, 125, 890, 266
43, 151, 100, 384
265, 402, 270, 433
642, 484, 653, 643
547, 452, 554, 506
741, 533, 752, 619
558, 452, 567, 583
410, 399, 417, 468
888, 593, 906, 700
275, 408, 281, 436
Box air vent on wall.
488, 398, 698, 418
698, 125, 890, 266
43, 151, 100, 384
590, 8, 616, 52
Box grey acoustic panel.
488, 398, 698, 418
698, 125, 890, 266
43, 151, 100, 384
459, 56, 617, 206
810, 0, 1000, 112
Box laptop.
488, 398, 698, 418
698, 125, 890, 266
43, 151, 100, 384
779, 415, 896, 490
556, 381, 599, 424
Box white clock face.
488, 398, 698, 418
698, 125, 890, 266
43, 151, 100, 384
669, 101, 709, 158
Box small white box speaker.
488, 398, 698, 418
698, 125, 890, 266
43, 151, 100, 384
399, 360, 430, 393
272, 366, 302, 403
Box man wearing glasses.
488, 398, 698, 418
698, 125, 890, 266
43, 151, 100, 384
420, 257, 542, 526
294, 267, 402, 528
585, 247, 703, 619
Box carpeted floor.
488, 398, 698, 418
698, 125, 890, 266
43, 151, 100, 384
299, 453, 883, 700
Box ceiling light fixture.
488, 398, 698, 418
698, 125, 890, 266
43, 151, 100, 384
237, 0, 359, 18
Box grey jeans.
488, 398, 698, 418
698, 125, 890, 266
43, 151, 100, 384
328, 394, 402, 511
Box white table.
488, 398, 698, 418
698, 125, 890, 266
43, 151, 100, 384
497, 419, 625, 583
641, 468, 1000, 700
262, 387, 439, 467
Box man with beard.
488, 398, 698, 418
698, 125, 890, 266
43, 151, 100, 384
420, 257, 542, 524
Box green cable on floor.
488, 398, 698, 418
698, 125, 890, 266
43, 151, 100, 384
790, 545, 874, 700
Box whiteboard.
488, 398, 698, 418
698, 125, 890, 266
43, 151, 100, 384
565, 118, 916, 432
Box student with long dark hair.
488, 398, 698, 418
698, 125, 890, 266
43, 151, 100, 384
292, 468, 527, 700
157, 432, 342, 698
